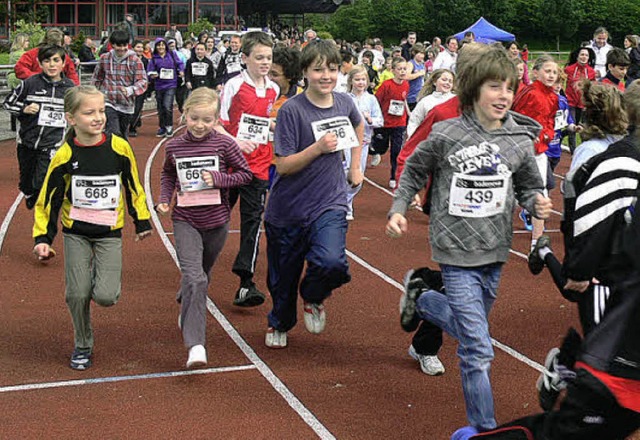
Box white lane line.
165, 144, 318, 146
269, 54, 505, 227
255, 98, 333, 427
0, 193, 24, 254
145, 129, 336, 440
0, 365, 257, 394
346, 250, 544, 372
361, 176, 544, 371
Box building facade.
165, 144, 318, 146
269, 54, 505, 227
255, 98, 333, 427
4, 0, 239, 40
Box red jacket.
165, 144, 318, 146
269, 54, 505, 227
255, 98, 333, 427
565, 62, 596, 108
395, 96, 460, 182
512, 81, 558, 154
375, 79, 410, 127
15, 47, 80, 86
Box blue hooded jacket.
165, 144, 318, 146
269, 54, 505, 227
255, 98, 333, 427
147, 37, 185, 91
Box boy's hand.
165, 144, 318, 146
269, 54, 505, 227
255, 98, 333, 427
564, 278, 589, 293
386, 213, 407, 238
534, 194, 552, 219
347, 168, 363, 187
238, 140, 259, 154
156, 203, 170, 215
24, 103, 40, 115
135, 230, 152, 242
317, 132, 338, 154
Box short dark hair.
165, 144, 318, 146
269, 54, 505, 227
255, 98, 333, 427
340, 50, 354, 64
38, 44, 66, 63
300, 39, 341, 71
272, 46, 302, 84
607, 47, 630, 67
109, 29, 130, 46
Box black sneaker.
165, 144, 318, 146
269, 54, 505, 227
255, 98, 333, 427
129, 130, 138, 138
400, 269, 428, 332
233, 283, 266, 307
528, 235, 551, 275
70, 349, 92, 371
24, 194, 36, 210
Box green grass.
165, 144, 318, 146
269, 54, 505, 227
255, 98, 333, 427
0, 53, 10, 65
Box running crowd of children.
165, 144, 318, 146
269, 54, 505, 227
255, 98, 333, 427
3, 22, 639, 439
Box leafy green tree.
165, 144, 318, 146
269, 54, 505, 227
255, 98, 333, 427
14, 19, 45, 48
188, 18, 215, 38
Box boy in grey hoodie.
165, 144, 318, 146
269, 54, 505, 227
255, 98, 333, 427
386, 44, 553, 434
91, 29, 147, 140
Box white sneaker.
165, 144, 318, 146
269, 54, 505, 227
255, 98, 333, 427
265, 327, 287, 348
408, 345, 445, 376
389, 179, 397, 189
346, 213, 354, 221
178, 314, 182, 330
370, 154, 381, 167
303, 302, 326, 334
186, 344, 207, 368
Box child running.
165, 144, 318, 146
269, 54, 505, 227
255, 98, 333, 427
264, 39, 364, 348
346, 65, 383, 220
372, 56, 409, 189
387, 44, 552, 433
512, 55, 559, 244
3, 44, 75, 210
216, 31, 279, 308
406, 68, 455, 138
32, 86, 152, 370
157, 88, 252, 368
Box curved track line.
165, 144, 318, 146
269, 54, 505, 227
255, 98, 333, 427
0, 193, 24, 254
144, 129, 336, 440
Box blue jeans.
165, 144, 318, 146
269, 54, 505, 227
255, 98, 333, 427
155, 88, 176, 129
265, 209, 351, 331
416, 263, 503, 431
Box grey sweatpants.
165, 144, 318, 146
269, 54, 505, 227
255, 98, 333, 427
63, 233, 122, 351
173, 220, 229, 348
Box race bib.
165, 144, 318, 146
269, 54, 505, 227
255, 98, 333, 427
448, 173, 509, 218
388, 100, 405, 117
311, 116, 359, 152
554, 109, 568, 131
37, 104, 66, 128
160, 68, 175, 80
192, 62, 208, 76
71, 175, 121, 210
227, 62, 242, 74
237, 114, 270, 144
175, 155, 221, 206
70, 175, 121, 226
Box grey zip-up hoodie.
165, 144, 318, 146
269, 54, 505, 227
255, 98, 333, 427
390, 110, 544, 267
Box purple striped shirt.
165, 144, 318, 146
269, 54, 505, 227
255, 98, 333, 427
160, 130, 252, 229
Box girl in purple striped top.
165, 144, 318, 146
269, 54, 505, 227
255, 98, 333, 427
157, 87, 252, 368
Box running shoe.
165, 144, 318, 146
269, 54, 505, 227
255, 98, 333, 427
303, 302, 326, 334
265, 327, 287, 348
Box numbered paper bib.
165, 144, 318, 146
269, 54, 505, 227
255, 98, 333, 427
311, 116, 359, 152
70, 175, 121, 226
237, 114, 270, 144
227, 62, 242, 74
554, 109, 568, 131
160, 68, 175, 80
191, 62, 208, 76
448, 173, 510, 218
175, 155, 221, 206
388, 100, 405, 117
38, 104, 66, 128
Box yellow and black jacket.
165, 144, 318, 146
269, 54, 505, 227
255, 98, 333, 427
33, 133, 152, 245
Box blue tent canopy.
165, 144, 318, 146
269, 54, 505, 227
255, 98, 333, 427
454, 17, 515, 44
